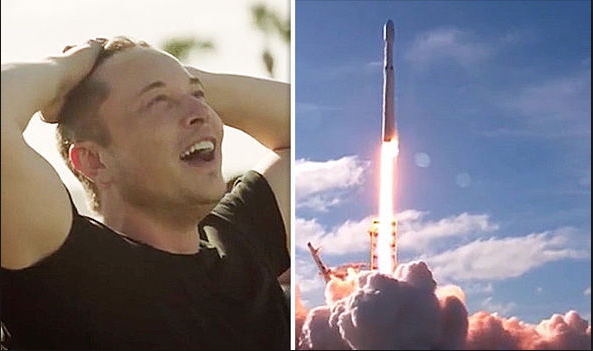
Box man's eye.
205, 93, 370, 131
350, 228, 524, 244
146, 95, 169, 108
147, 95, 169, 108
192, 90, 205, 99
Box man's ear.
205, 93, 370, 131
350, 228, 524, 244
69, 142, 111, 187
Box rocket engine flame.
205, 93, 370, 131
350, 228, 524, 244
377, 138, 399, 274
375, 18, 399, 274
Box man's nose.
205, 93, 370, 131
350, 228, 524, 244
182, 96, 210, 128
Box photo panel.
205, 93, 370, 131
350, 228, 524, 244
294, 1, 591, 350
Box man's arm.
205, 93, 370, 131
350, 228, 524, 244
1, 42, 102, 269
187, 69, 290, 151
186, 67, 290, 249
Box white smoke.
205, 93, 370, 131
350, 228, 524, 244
297, 261, 591, 350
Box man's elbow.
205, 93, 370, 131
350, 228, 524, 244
272, 146, 290, 154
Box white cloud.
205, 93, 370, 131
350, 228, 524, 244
295, 256, 326, 294
584, 287, 591, 296
295, 217, 327, 249
500, 69, 591, 138
296, 156, 369, 212
296, 210, 498, 255
295, 216, 374, 255
295, 156, 367, 197
406, 28, 492, 67
480, 296, 516, 316
405, 27, 530, 69
509, 70, 591, 120
396, 209, 426, 222
297, 196, 341, 213
426, 228, 590, 282
462, 283, 494, 296
398, 212, 499, 252
297, 210, 587, 283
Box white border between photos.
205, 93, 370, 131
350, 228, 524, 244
290, 0, 296, 348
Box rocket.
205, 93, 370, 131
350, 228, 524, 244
382, 19, 396, 142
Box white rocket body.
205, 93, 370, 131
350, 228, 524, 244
382, 20, 395, 142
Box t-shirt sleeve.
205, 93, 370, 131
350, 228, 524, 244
210, 170, 289, 277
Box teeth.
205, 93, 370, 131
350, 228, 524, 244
181, 140, 215, 158
195, 140, 214, 152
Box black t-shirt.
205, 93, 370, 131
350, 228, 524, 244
1, 171, 290, 350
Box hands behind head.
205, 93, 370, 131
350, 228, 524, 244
40, 39, 105, 123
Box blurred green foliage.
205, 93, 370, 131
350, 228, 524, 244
161, 37, 215, 61
251, 3, 290, 43
159, 2, 289, 79
251, 3, 290, 78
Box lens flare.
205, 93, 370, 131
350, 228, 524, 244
377, 138, 399, 274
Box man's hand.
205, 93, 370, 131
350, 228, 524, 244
1, 40, 102, 269
184, 66, 291, 250
39, 39, 104, 123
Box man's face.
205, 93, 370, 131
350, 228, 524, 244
91, 47, 226, 210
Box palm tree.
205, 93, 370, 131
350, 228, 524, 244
161, 37, 215, 61
250, 3, 290, 78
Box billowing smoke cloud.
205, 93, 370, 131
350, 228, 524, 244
297, 261, 591, 350
300, 306, 352, 350
466, 311, 591, 350
295, 286, 310, 348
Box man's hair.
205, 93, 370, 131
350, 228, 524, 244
56, 36, 150, 213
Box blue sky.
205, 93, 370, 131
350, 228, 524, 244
295, 0, 591, 324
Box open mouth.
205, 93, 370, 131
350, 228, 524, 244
180, 139, 216, 164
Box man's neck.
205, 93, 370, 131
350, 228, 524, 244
101, 198, 213, 254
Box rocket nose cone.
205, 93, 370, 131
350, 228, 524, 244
384, 19, 394, 41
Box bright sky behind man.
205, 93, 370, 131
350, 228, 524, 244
295, 0, 591, 324
1, 0, 289, 217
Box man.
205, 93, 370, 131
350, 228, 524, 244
1, 37, 290, 349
